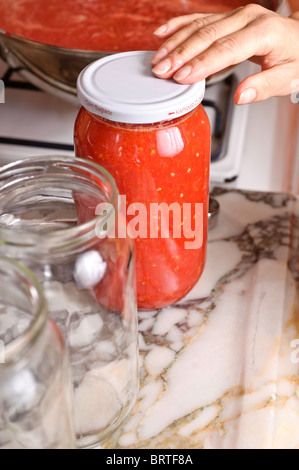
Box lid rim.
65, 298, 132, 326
77, 51, 205, 125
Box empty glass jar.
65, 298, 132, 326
0, 156, 139, 448
0, 257, 75, 449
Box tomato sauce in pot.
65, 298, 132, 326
0, 0, 267, 52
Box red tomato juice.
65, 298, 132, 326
74, 105, 211, 309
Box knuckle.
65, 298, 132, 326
254, 14, 282, 44
167, 13, 204, 30
160, 38, 176, 53
242, 3, 265, 16
264, 77, 272, 93
192, 16, 210, 30
169, 46, 188, 64
213, 36, 239, 56
258, 77, 273, 98
194, 23, 219, 43
256, 13, 276, 26
189, 56, 201, 69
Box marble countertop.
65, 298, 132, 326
102, 187, 299, 450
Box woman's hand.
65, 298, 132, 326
151, 4, 299, 105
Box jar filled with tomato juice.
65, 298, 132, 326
74, 51, 211, 310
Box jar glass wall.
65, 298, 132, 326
75, 106, 211, 309
0, 257, 75, 449
0, 156, 139, 448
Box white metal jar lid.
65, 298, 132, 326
77, 51, 205, 124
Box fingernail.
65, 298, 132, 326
153, 24, 168, 35
173, 65, 192, 81
152, 58, 172, 75
238, 88, 257, 105
151, 48, 168, 65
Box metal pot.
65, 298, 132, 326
0, 0, 284, 104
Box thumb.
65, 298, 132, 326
234, 65, 293, 105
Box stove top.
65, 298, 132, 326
0, 59, 250, 184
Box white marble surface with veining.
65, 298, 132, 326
102, 188, 299, 450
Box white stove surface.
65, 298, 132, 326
0, 58, 297, 193
0, 60, 77, 162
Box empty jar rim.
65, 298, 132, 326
0, 156, 119, 257
0, 256, 47, 367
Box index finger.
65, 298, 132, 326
151, 12, 230, 65
153, 13, 215, 37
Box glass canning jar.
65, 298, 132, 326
74, 51, 211, 310
0, 257, 75, 449
0, 156, 139, 449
